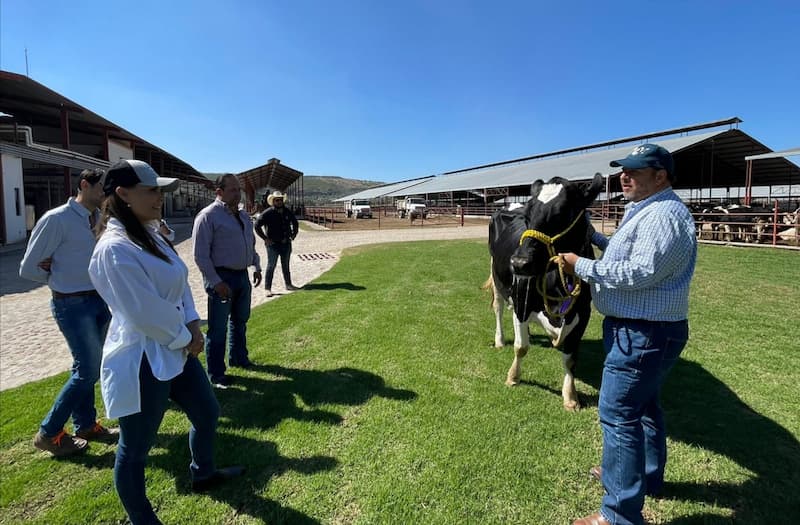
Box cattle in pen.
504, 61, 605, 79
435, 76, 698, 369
486, 173, 603, 411
692, 204, 776, 243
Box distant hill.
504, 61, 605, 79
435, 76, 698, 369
300, 176, 384, 205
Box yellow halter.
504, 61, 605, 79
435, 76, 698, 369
517, 211, 585, 319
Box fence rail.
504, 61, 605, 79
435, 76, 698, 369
586, 202, 798, 248
302, 202, 798, 247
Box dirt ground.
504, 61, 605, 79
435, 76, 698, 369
305, 213, 491, 231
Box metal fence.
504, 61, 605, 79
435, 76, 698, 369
303, 202, 798, 248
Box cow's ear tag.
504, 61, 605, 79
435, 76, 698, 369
537, 184, 563, 204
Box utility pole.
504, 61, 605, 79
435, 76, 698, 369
25, 47, 30, 76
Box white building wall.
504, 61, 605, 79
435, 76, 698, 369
2, 153, 27, 243
108, 139, 133, 162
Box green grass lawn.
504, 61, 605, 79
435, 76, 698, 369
1, 241, 798, 524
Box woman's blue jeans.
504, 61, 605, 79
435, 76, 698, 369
598, 317, 688, 525
265, 242, 292, 289
41, 294, 110, 436
114, 355, 219, 525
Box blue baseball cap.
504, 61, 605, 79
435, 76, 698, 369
610, 143, 674, 179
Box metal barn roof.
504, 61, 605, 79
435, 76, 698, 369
382, 131, 723, 196
380, 128, 800, 198
745, 147, 800, 161
237, 158, 303, 193
333, 176, 435, 201
0, 71, 209, 185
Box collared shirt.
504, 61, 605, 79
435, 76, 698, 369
192, 198, 261, 287
254, 206, 299, 243
574, 188, 697, 321
19, 197, 99, 293
89, 218, 199, 419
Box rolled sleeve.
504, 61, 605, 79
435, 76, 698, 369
19, 215, 61, 283
167, 325, 192, 350
574, 257, 595, 282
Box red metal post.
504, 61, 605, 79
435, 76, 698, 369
0, 154, 6, 243
744, 159, 752, 206
102, 129, 110, 160
772, 199, 779, 246
61, 107, 71, 198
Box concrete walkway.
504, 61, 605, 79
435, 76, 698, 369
0, 222, 486, 390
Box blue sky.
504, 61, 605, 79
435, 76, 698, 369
2, 0, 798, 182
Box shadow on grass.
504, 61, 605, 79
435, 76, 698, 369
148, 431, 331, 524
300, 282, 366, 291
505, 334, 602, 409
56, 449, 117, 469
145, 365, 416, 523
216, 365, 417, 431
575, 342, 800, 524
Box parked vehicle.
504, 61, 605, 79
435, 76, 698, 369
395, 197, 428, 219
345, 199, 373, 219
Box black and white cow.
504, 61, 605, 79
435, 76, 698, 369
486, 174, 603, 411
713, 204, 775, 243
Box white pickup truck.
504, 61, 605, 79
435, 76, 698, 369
395, 197, 428, 219
345, 199, 373, 219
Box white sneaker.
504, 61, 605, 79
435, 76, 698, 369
265, 288, 273, 297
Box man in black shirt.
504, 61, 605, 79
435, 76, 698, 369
254, 191, 300, 296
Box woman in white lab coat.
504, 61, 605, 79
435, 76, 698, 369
89, 159, 243, 525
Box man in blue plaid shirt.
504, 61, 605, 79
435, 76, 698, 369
561, 143, 697, 525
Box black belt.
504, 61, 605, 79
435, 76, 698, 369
215, 266, 246, 272
52, 289, 100, 299
606, 316, 686, 324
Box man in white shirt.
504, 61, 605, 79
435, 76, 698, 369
19, 168, 119, 456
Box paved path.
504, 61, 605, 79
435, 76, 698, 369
0, 222, 486, 390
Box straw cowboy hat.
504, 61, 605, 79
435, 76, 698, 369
267, 191, 287, 206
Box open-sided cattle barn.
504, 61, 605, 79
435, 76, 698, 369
237, 158, 304, 212
339, 118, 799, 212
0, 70, 214, 244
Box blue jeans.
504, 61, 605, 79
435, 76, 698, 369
205, 268, 251, 379
41, 294, 111, 437
115, 355, 219, 525
598, 317, 688, 525
265, 242, 292, 289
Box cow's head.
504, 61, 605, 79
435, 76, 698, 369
510, 173, 603, 277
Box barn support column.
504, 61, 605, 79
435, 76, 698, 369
603, 175, 611, 233
0, 155, 6, 244
700, 148, 707, 200
102, 129, 110, 160
61, 107, 71, 198
709, 140, 715, 202
745, 159, 753, 205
